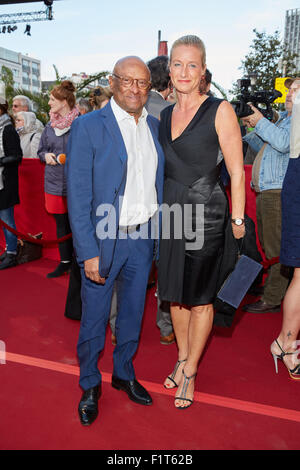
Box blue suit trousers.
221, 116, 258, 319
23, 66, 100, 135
77, 225, 154, 390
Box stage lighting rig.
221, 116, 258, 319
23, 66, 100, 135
0, 24, 17, 33
24, 24, 31, 36
0, 1, 56, 35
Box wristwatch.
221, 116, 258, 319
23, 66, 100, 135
231, 218, 245, 226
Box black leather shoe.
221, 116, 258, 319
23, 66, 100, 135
78, 385, 101, 426
0, 253, 17, 270
47, 261, 71, 278
0, 251, 7, 262
111, 376, 152, 406
242, 299, 281, 313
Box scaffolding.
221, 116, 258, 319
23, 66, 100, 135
0, 6, 53, 25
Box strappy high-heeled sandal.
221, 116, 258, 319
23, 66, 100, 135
271, 339, 300, 380
174, 369, 197, 409
164, 358, 187, 389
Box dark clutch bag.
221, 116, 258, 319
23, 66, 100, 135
16, 232, 43, 265
217, 254, 262, 309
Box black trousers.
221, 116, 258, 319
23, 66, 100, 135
53, 213, 73, 262
64, 255, 82, 320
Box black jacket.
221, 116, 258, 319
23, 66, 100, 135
213, 215, 262, 328
0, 124, 23, 210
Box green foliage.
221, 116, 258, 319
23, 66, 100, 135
13, 87, 50, 125
50, 64, 110, 98
5, 65, 110, 125
53, 64, 61, 84
76, 72, 110, 95
211, 81, 228, 100
231, 28, 299, 99
1, 66, 15, 105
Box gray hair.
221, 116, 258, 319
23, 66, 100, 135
13, 95, 32, 111
15, 111, 26, 120
76, 98, 92, 113
170, 35, 206, 66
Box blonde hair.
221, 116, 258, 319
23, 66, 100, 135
170, 35, 206, 66
89, 86, 113, 110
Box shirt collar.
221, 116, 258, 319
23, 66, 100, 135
111, 96, 148, 123
278, 111, 290, 123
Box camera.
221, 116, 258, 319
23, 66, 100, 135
232, 78, 282, 121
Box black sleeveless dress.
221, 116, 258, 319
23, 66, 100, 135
158, 97, 229, 305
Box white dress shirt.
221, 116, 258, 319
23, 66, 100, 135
110, 97, 158, 226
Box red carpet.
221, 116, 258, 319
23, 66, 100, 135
1, 258, 300, 450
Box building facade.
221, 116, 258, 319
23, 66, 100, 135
284, 8, 300, 73
0, 46, 41, 94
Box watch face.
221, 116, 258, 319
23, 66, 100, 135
235, 218, 243, 226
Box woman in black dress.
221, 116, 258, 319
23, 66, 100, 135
158, 35, 245, 408
271, 80, 300, 379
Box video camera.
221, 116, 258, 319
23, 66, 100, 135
232, 78, 282, 121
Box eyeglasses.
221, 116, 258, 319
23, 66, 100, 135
112, 73, 151, 90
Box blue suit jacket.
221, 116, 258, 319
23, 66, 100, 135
66, 102, 165, 277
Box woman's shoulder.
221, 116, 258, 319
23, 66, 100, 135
207, 96, 225, 108
160, 103, 173, 121
41, 121, 54, 135
3, 123, 19, 138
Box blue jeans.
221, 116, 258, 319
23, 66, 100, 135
0, 206, 18, 254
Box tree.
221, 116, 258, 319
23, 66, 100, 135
51, 64, 110, 98
11, 65, 110, 125
211, 80, 228, 100
1, 66, 15, 105
232, 29, 299, 97
13, 87, 51, 125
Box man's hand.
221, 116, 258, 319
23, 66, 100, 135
243, 104, 264, 128
84, 257, 106, 284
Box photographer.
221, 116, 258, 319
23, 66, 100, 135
242, 78, 297, 314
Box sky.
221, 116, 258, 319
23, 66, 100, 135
0, 0, 299, 95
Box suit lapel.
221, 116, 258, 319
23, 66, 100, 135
101, 102, 128, 164
147, 115, 163, 162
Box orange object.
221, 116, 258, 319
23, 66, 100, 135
57, 153, 66, 165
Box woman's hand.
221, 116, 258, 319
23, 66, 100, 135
232, 222, 245, 239
45, 153, 57, 165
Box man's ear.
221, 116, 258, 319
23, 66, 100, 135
108, 76, 114, 91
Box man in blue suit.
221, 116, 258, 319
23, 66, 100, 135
66, 56, 164, 426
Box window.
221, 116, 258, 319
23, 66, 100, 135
32, 79, 40, 88
0, 47, 19, 64
22, 77, 31, 85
